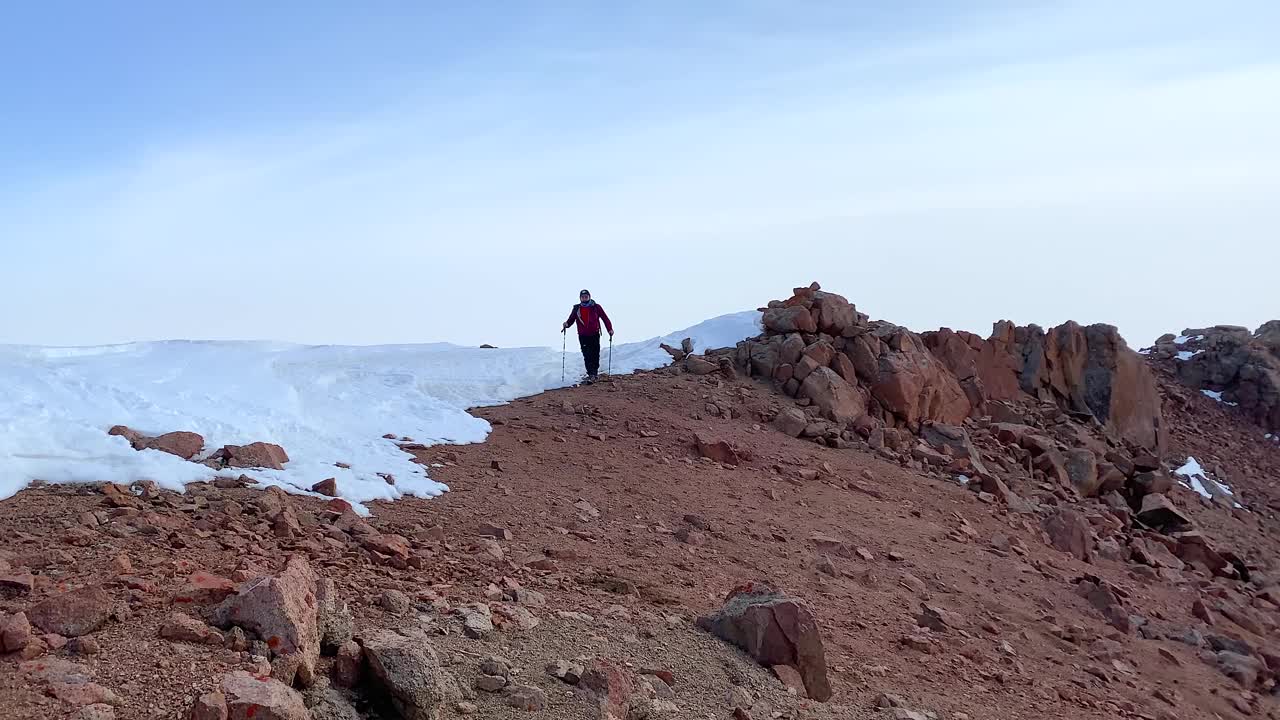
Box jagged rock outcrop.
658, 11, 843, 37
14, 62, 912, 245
1148, 323, 1280, 433
925, 321, 1163, 452
726, 283, 1163, 454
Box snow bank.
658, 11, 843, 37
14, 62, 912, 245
0, 312, 762, 508
1176, 349, 1203, 361
1174, 456, 1241, 507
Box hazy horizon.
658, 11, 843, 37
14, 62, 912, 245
3, 1, 1277, 350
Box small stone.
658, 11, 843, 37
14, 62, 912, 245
310, 478, 338, 497
816, 556, 838, 577
475, 674, 508, 693
379, 589, 411, 615
504, 684, 547, 711
478, 523, 512, 541
455, 701, 478, 715
547, 659, 584, 685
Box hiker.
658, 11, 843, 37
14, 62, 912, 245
562, 289, 613, 382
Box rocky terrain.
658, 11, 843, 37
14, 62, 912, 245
3, 283, 1280, 720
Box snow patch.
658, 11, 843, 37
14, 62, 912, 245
1176, 349, 1203, 361
1173, 334, 1205, 345
1201, 389, 1239, 406
0, 312, 763, 507
1174, 456, 1236, 501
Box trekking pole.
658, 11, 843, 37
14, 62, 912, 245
561, 330, 566, 383
608, 335, 612, 376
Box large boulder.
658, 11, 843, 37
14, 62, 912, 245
0, 611, 32, 653
219, 442, 290, 470
799, 367, 866, 424
696, 582, 831, 702
27, 585, 113, 637
361, 629, 461, 720
214, 557, 320, 686
1042, 508, 1094, 562
771, 408, 808, 438
146, 431, 205, 460
869, 327, 970, 429
763, 306, 817, 334
812, 292, 860, 336
221, 670, 309, 720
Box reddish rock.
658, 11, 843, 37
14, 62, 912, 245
27, 585, 113, 638
213, 557, 320, 687
160, 613, 224, 645
579, 658, 635, 719
173, 572, 238, 606
1, 611, 33, 653
0, 572, 35, 595
146, 431, 205, 460
100, 483, 138, 508
311, 478, 338, 497
771, 408, 807, 438
696, 581, 831, 702
22, 657, 121, 707
107, 425, 148, 449
813, 292, 859, 336
190, 692, 229, 720
799, 367, 867, 424
221, 671, 308, 720
869, 328, 970, 429
1043, 508, 1094, 562
1136, 494, 1193, 533
763, 306, 817, 334
694, 434, 740, 466
220, 442, 290, 470
1075, 576, 1132, 633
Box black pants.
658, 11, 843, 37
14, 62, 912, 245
578, 333, 601, 377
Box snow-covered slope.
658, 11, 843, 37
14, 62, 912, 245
0, 311, 760, 508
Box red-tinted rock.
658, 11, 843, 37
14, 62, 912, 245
310, 478, 338, 497
1136, 494, 1193, 533
579, 658, 634, 719
107, 425, 148, 450
160, 613, 224, 645
0, 572, 35, 596
27, 586, 113, 638
869, 328, 970, 429
220, 442, 290, 470
146, 431, 205, 460
694, 435, 740, 466
799, 367, 867, 424
696, 581, 831, 702
173, 572, 238, 606
763, 306, 817, 334
221, 671, 308, 720
213, 557, 319, 686
190, 692, 228, 720
1, 611, 33, 653
1043, 508, 1093, 562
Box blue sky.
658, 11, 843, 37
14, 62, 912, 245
2, 1, 1277, 347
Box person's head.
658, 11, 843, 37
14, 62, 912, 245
579, 289, 591, 303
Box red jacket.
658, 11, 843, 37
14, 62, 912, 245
565, 302, 613, 336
